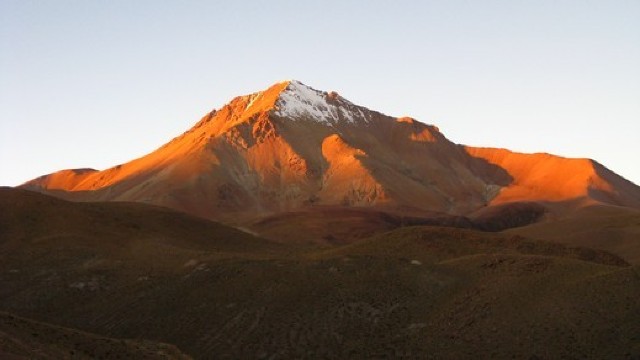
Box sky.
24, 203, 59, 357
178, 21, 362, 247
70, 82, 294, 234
1, 0, 639, 186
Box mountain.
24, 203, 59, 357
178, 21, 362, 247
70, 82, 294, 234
21, 80, 640, 222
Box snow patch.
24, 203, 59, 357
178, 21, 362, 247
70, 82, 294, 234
275, 80, 359, 124
244, 92, 262, 111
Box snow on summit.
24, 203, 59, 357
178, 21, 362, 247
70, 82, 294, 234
274, 80, 361, 124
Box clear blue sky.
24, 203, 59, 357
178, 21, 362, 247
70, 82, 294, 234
1, 1, 639, 186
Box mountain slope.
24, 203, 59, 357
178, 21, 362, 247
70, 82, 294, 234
465, 146, 640, 209
0, 312, 190, 360
21, 80, 640, 225
0, 187, 280, 260
505, 204, 640, 264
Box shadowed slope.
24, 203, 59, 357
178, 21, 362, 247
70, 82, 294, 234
0, 187, 281, 259
0, 312, 190, 360
248, 206, 475, 244
506, 204, 640, 264
2, 189, 640, 358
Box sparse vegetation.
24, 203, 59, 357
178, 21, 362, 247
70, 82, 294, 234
1, 188, 640, 358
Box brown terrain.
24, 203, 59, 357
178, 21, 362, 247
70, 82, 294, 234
4, 80, 640, 358
1, 188, 640, 358
0, 311, 189, 359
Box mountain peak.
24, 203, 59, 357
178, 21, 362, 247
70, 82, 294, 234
273, 80, 363, 124
229, 80, 370, 126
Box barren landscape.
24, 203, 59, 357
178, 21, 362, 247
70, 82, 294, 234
2, 81, 640, 358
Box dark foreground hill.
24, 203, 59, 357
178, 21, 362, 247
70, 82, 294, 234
1, 188, 639, 358
0, 312, 190, 359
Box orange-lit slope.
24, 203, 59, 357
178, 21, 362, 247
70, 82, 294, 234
26, 81, 291, 193
465, 147, 640, 209
23, 81, 296, 218
318, 134, 385, 206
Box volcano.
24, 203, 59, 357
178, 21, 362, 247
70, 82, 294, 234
22, 80, 640, 223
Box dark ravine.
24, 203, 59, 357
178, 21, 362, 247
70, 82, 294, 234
247, 202, 549, 245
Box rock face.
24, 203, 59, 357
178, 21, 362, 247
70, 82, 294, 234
21, 80, 640, 221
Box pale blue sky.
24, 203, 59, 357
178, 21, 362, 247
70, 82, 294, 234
1, 1, 639, 186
